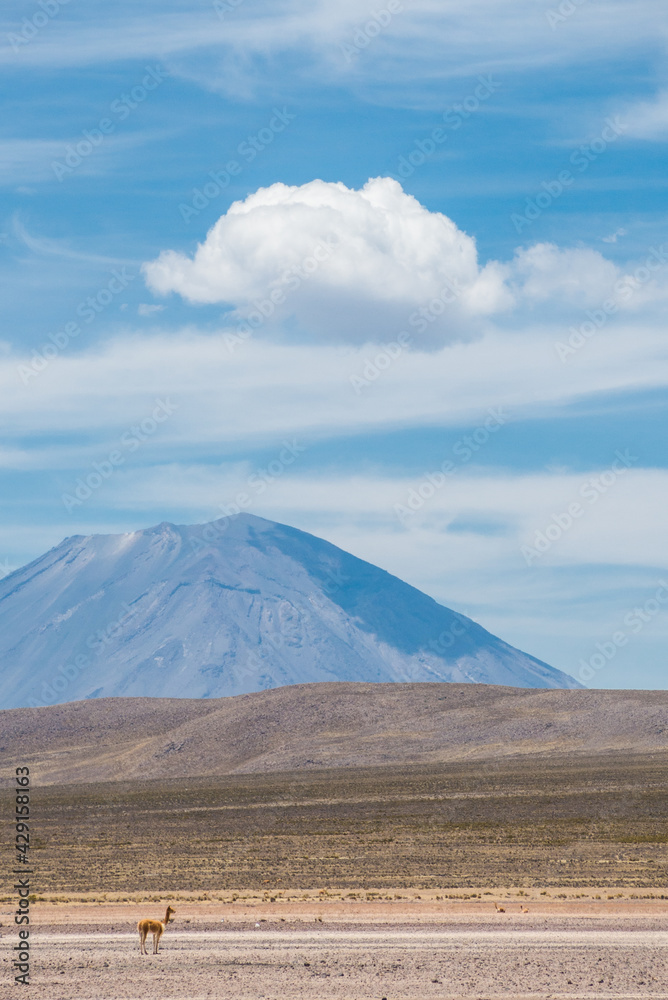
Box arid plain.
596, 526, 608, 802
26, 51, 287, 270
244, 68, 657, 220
2, 682, 668, 998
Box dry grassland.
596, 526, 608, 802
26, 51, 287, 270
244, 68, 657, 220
3, 752, 666, 899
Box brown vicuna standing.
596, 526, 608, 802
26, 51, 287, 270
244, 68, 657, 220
138, 905, 175, 954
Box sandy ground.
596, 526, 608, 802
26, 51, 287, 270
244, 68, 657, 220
3, 897, 668, 999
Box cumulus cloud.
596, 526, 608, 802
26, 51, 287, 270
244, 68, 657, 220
510, 241, 668, 316
143, 177, 668, 347
511, 243, 620, 308
143, 177, 512, 346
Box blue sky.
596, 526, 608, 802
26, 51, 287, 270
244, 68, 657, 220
2, 0, 668, 688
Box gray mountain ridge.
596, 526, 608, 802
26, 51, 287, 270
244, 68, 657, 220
0, 512, 581, 709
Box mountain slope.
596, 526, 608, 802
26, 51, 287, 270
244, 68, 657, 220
1, 683, 665, 787
0, 513, 580, 708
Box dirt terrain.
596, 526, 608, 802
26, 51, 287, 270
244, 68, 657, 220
1, 682, 668, 786
1, 753, 667, 896
2, 686, 667, 995
3, 898, 668, 999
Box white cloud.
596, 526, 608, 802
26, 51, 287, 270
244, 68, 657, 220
2, 315, 667, 455
143, 177, 512, 346
144, 178, 668, 346
137, 303, 165, 316
511, 243, 619, 308
623, 90, 668, 139
0, 134, 159, 187
601, 228, 627, 244
27, 457, 668, 576
13, 217, 135, 267
1, 1, 660, 97
0, 140, 73, 184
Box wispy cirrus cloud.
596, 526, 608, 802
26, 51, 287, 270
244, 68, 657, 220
1, 0, 664, 98
0, 132, 167, 186
12, 217, 138, 266
2, 315, 667, 449
623, 90, 668, 139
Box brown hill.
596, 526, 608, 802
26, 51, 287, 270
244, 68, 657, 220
2, 682, 667, 787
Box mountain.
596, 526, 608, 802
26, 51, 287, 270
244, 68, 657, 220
0, 513, 580, 709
